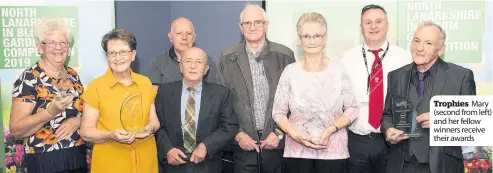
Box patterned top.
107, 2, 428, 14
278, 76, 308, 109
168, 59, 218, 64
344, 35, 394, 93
272, 59, 359, 160
246, 43, 269, 130
11, 61, 85, 154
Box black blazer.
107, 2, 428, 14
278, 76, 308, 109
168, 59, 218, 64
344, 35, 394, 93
155, 81, 238, 173
381, 58, 476, 173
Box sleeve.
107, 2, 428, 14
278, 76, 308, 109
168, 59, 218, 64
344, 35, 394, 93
340, 65, 359, 122
11, 71, 38, 103
80, 81, 100, 110
147, 78, 157, 101
215, 54, 227, 87
381, 72, 395, 134
73, 72, 85, 114
148, 56, 162, 85
154, 85, 174, 163
74, 72, 85, 96
460, 69, 476, 95
205, 55, 218, 84
272, 65, 291, 124
288, 50, 296, 64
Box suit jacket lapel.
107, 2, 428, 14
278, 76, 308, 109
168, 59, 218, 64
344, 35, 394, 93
400, 65, 412, 99
197, 82, 214, 132
169, 82, 183, 141
431, 59, 449, 97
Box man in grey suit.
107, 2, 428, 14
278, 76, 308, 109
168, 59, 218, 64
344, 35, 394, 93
155, 47, 238, 173
381, 21, 476, 173
216, 4, 295, 173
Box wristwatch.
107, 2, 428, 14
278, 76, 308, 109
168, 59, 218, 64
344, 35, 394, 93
274, 128, 284, 140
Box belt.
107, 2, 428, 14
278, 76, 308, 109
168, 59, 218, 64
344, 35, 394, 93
367, 132, 383, 138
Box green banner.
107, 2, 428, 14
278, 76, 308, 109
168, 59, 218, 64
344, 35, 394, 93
398, 1, 485, 63
0, 6, 79, 69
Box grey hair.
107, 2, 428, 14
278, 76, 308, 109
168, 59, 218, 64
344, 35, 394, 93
296, 12, 327, 34
34, 19, 73, 44
421, 21, 446, 47
240, 4, 268, 22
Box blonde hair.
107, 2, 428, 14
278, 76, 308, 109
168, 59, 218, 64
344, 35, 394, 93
34, 19, 73, 44
296, 12, 327, 34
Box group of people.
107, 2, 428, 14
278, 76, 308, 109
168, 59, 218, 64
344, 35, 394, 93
9, 3, 475, 173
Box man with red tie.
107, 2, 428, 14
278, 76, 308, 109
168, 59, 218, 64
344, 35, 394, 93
341, 4, 411, 173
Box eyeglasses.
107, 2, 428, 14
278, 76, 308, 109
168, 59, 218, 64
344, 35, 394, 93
299, 33, 326, 41
240, 20, 266, 28
107, 50, 132, 57
41, 41, 70, 48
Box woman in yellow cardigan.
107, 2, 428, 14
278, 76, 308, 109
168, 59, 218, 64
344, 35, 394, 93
80, 28, 160, 173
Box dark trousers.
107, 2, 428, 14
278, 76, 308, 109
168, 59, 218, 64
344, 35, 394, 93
53, 168, 87, 173
348, 130, 388, 173
285, 158, 347, 173
222, 150, 235, 173
161, 156, 222, 173
402, 156, 431, 173
232, 145, 284, 173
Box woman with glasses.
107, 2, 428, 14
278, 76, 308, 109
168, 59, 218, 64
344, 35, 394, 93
9, 19, 87, 173
80, 28, 160, 173
271, 12, 359, 173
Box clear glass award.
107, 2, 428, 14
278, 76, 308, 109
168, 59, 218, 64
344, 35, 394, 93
120, 92, 145, 133
391, 94, 421, 138
302, 115, 326, 142
55, 69, 73, 101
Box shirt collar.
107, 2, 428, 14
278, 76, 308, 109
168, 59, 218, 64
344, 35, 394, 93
182, 80, 203, 93
103, 68, 140, 88
168, 46, 179, 62
245, 41, 268, 58
363, 40, 389, 52
412, 59, 439, 78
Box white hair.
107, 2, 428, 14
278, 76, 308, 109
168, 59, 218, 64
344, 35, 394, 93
240, 4, 268, 22
420, 21, 446, 47
34, 19, 73, 44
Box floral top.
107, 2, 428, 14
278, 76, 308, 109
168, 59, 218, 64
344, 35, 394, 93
272, 59, 359, 160
12, 61, 85, 154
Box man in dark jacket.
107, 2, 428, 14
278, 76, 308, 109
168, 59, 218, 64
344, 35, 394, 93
216, 4, 295, 173
381, 21, 475, 173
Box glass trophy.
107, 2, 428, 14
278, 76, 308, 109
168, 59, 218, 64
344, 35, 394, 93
55, 69, 73, 101
391, 94, 421, 138
120, 92, 145, 134
302, 115, 326, 142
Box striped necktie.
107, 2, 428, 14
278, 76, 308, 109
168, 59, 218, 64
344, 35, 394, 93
183, 87, 196, 153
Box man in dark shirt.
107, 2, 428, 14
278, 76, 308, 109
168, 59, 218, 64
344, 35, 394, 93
148, 17, 216, 90
381, 21, 475, 173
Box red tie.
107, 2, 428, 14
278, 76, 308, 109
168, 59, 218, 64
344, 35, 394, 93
368, 49, 384, 129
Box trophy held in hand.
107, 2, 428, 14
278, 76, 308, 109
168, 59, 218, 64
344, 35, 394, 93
120, 92, 147, 134
55, 69, 74, 101
391, 94, 422, 138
